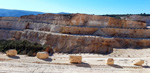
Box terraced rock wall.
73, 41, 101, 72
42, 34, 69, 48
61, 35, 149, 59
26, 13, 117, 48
0, 13, 149, 54
0, 20, 148, 38
121, 15, 150, 25
0, 30, 150, 54
20, 14, 146, 28
21, 30, 150, 51
54, 26, 150, 38
96, 28, 150, 38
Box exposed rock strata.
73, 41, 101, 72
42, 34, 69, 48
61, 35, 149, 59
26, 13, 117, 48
0, 20, 149, 38
1, 29, 150, 54
0, 13, 150, 54
20, 14, 146, 28
121, 15, 150, 25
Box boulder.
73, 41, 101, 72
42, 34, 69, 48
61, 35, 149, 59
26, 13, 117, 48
106, 58, 114, 65
69, 56, 82, 64
133, 60, 144, 66
6, 49, 17, 56
36, 52, 49, 59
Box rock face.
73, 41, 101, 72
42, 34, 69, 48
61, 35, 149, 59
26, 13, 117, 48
121, 15, 150, 25
60, 26, 98, 35
20, 14, 146, 28
0, 13, 150, 54
6, 49, 17, 56
36, 52, 49, 59
69, 56, 82, 64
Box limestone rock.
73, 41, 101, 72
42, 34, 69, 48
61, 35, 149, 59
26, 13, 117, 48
36, 52, 49, 59
133, 60, 144, 66
69, 56, 82, 64
21, 13, 146, 28
6, 49, 17, 56
0, 13, 150, 55
60, 26, 98, 35
106, 58, 114, 65
121, 15, 150, 25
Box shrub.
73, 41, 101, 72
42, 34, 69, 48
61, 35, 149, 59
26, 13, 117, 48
0, 40, 45, 56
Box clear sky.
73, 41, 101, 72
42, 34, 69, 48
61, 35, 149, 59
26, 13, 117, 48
0, 0, 149, 15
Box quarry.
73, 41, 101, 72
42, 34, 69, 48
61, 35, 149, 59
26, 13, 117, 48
0, 13, 150, 73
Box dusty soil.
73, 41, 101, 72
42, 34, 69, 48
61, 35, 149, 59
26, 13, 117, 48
0, 48, 150, 73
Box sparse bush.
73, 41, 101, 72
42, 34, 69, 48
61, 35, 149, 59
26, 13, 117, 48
0, 40, 45, 56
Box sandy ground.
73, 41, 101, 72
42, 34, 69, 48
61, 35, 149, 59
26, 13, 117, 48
0, 48, 150, 73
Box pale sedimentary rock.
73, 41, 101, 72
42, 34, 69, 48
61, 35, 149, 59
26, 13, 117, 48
6, 49, 17, 56
69, 56, 82, 63
0, 13, 150, 54
58, 26, 150, 38
121, 15, 150, 25
36, 52, 49, 59
133, 60, 144, 66
2, 29, 150, 54
60, 26, 98, 35
20, 13, 146, 28
106, 58, 114, 65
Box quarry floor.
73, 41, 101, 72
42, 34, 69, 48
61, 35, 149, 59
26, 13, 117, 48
0, 48, 150, 73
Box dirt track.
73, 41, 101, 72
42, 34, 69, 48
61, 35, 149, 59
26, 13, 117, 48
0, 48, 150, 73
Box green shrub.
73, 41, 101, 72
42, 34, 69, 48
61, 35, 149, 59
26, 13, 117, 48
0, 40, 45, 56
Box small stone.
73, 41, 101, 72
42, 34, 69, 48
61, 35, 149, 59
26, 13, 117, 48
106, 58, 114, 65
133, 60, 144, 66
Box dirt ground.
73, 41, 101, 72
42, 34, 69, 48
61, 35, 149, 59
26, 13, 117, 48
0, 48, 150, 73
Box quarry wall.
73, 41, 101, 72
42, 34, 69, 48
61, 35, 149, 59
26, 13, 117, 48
56, 26, 150, 38
20, 14, 146, 28
0, 30, 150, 54
0, 14, 150, 54
0, 20, 148, 38
121, 15, 150, 25
20, 30, 150, 51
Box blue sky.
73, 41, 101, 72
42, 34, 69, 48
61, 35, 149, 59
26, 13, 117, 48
0, 0, 149, 15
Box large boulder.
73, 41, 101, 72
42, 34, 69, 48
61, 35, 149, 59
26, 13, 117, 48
36, 52, 49, 59
6, 49, 17, 56
69, 56, 82, 64
133, 60, 144, 66
106, 58, 114, 65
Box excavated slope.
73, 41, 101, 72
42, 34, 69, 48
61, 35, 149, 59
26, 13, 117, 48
0, 13, 149, 54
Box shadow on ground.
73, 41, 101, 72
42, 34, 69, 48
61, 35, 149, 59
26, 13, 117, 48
74, 62, 91, 68
8, 56, 20, 59
142, 66, 150, 68
108, 64, 123, 69
41, 58, 52, 62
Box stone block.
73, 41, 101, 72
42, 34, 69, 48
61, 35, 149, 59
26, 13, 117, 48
36, 52, 49, 59
69, 56, 82, 64
106, 58, 114, 65
6, 49, 17, 56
